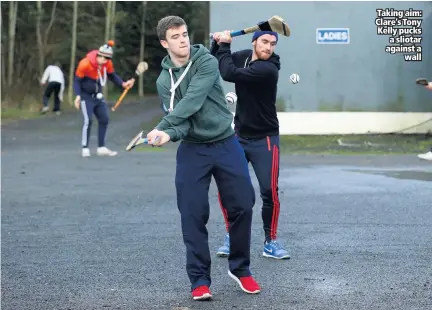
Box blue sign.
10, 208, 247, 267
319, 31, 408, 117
316, 28, 350, 44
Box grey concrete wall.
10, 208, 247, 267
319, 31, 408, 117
210, 1, 432, 112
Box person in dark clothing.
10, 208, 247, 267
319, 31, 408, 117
211, 30, 290, 260
73, 40, 135, 157
144, 16, 261, 301
40, 62, 65, 115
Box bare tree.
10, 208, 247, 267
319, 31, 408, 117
103, 1, 115, 98
7, 1, 18, 87
110, 1, 116, 42
0, 1, 208, 109
138, 1, 147, 97
104, 1, 112, 46
68, 1, 78, 105
203, 2, 210, 47
36, 1, 44, 76
1, 6, 6, 90
43, 2, 57, 57
36, 1, 57, 77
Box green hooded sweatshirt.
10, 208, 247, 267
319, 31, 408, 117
155, 44, 235, 143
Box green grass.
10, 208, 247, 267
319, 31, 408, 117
134, 146, 167, 152
1, 101, 78, 124
1, 88, 153, 123
1, 108, 40, 121
279, 134, 432, 154
137, 120, 432, 155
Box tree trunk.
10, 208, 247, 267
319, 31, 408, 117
1, 8, 6, 92
7, 1, 18, 87
104, 1, 111, 44
103, 1, 112, 98
68, 1, 78, 105
43, 2, 57, 49
110, 1, 116, 42
203, 2, 210, 47
138, 1, 147, 97
36, 1, 44, 77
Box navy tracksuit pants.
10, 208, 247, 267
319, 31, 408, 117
80, 93, 109, 148
175, 135, 256, 290
43, 81, 61, 112
219, 135, 281, 242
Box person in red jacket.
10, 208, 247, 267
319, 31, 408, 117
73, 40, 134, 157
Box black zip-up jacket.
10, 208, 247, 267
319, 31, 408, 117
211, 42, 280, 139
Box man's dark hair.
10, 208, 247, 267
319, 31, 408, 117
157, 16, 187, 41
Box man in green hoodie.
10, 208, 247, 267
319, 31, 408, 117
145, 16, 261, 300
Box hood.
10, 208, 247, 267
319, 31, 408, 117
252, 52, 281, 70
86, 50, 100, 68
267, 53, 281, 70
161, 44, 209, 71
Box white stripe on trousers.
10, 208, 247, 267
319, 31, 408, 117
81, 100, 90, 147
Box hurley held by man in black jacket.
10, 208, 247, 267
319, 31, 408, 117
210, 30, 290, 261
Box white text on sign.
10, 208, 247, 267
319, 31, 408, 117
316, 28, 350, 44
375, 8, 423, 61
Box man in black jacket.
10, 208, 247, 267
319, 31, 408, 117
211, 30, 290, 260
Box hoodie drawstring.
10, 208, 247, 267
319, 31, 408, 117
168, 61, 193, 112
244, 56, 250, 68
98, 67, 107, 87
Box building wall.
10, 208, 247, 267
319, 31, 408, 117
210, 1, 432, 112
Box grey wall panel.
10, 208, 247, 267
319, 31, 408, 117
210, 1, 432, 111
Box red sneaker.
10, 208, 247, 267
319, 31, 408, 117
228, 270, 261, 294
191, 285, 212, 300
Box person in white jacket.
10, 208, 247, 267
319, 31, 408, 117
418, 81, 432, 161
40, 62, 65, 115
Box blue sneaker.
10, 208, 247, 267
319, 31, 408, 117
216, 233, 230, 257
263, 240, 290, 259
